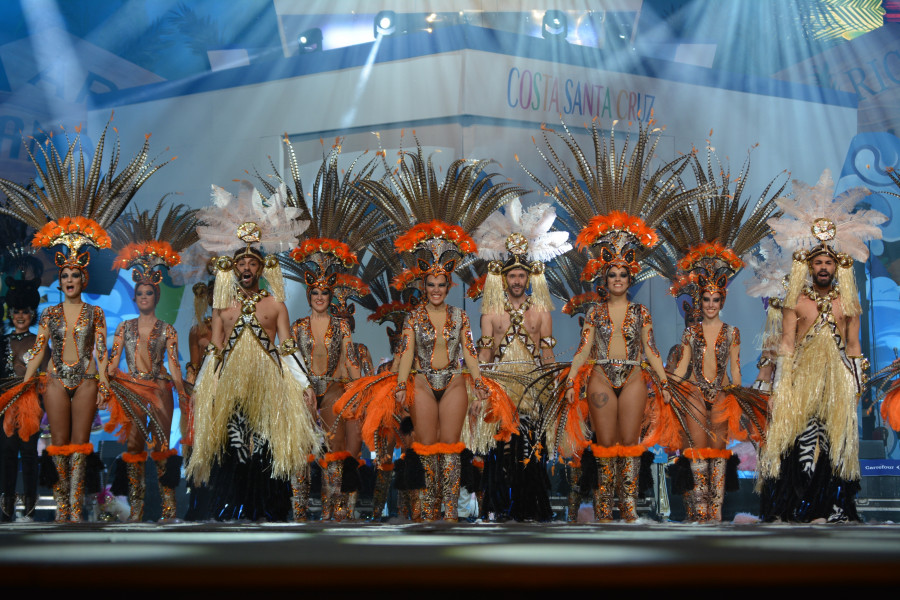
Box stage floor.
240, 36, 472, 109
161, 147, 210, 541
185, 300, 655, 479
2, 520, 900, 593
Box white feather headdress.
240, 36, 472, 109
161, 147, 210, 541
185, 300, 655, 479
743, 236, 792, 300
472, 198, 570, 314
197, 180, 309, 307
767, 169, 886, 316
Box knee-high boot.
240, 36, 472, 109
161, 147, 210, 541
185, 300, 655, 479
566, 460, 582, 523
440, 443, 465, 522
319, 451, 349, 521
46, 446, 71, 523
372, 463, 392, 521
707, 450, 730, 523
414, 443, 443, 521
68, 443, 93, 522
122, 451, 147, 522
290, 459, 312, 523
617, 445, 644, 523
591, 444, 617, 522
151, 449, 180, 521
684, 448, 710, 523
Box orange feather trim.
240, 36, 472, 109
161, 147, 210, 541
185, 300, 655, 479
677, 242, 742, 273
379, 462, 395, 472
552, 364, 592, 458
413, 441, 466, 455
882, 385, 900, 432
2, 376, 44, 441
291, 238, 358, 267
47, 444, 75, 456
618, 444, 646, 457
394, 221, 477, 254
70, 443, 93, 454
33, 216, 111, 250
103, 388, 134, 443
319, 450, 353, 468
307, 454, 317, 463
575, 212, 658, 250
468, 375, 518, 443
113, 240, 180, 270
334, 372, 412, 450
590, 444, 620, 458
122, 451, 149, 463
150, 449, 178, 461
472, 457, 485, 469
568, 456, 582, 468
712, 393, 747, 443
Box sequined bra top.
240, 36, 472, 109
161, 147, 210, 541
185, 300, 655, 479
682, 322, 739, 398
586, 302, 650, 363
405, 304, 475, 391
291, 316, 351, 396
121, 318, 174, 381
41, 303, 103, 389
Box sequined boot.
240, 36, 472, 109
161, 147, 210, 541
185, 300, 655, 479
332, 460, 349, 522
290, 465, 310, 523
121, 452, 146, 522
685, 449, 710, 523
566, 463, 582, 522
415, 443, 442, 521
152, 451, 178, 521
48, 448, 70, 523
707, 455, 728, 523
0, 494, 14, 522
591, 445, 616, 522
617, 447, 643, 523
68, 447, 91, 522
372, 465, 392, 521
22, 495, 36, 522
440, 447, 463, 522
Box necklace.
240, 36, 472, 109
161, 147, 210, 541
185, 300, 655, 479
505, 294, 532, 326
239, 288, 269, 314
803, 285, 838, 314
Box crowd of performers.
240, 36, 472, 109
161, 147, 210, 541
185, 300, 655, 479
0, 117, 894, 525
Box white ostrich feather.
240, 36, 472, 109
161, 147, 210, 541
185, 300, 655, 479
473, 198, 572, 263
197, 181, 309, 256
744, 236, 791, 298
767, 169, 885, 262
168, 242, 212, 287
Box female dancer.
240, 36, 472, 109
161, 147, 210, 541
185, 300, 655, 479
289, 240, 363, 521
106, 277, 187, 521
562, 248, 670, 522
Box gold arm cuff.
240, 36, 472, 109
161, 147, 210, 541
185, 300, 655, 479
476, 336, 494, 350
278, 338, 299, 356
539, 336, 557, 349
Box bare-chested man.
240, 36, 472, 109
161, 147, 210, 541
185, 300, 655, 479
186, 248, 318, 521
478, 260, 555, 521
758, 251, 866, 523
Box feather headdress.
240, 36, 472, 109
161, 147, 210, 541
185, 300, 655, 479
111, 198, 199, 294
0, 118, 173, 281
259, 137, 390, 306
368, 134, 527, 284
472, 198, 571, 314
652, 150, 787, 305
197, 180, 308, 307
767, 169, 886, 316
519, 117, 710, 286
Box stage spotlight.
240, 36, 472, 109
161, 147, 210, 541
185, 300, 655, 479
542, 10, 567, 40
375, 10, 397, 37
297, 27, 323, 53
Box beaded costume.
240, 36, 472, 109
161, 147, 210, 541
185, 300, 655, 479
758, 170, 884, 523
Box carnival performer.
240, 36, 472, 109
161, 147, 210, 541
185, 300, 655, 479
0, 278, 48, 521
758, 170, 883, 523
0, 119, 171, 522
652, 153, 783, 523
105, 201, 198, 521
520, 118, 709, 522
336, 139, 523, 521
259, 138, 389, 521
186, 181, 319, 521
473, 198, 571, 521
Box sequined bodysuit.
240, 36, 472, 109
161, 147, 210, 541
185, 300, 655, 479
291, 316, 351, 397
681, 323, 739, 405
40, 303, 103, 390
584, 302, 657, 391
119, 318, 175, 381
404, 304, 476, 391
